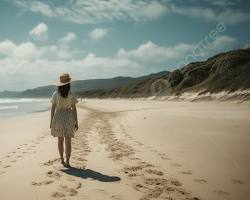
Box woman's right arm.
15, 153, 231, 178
50, 103, 56, 128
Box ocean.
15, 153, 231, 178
0, 98, 51, 118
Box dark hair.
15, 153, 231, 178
58, 83, 70, 98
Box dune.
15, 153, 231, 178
0, 99, 249, 200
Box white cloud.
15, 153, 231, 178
15, 0, 55, 17
118, 41, 195, 63
208, 35, 237, 49
12, 0, 250, 25
14, 0, 168, 24
29, 22, 48, 40
140, 1, 168, 19
12, 42, 40, 60
0, 39, 142, 90
59, 32, 77, 43
0, 39, 16, 56
118, 35, 238, 66
0, 35, 238, 90
0, 40, 73, 61
193, 35, 238, 59
170, 4, 250, 25
89, 28, 108, 41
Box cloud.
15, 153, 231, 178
139, 1, 168, 19
201, 0, 242, 6
193, 35, 238, 57
208, 35, 237, 49
89, 28, 108, 41
170, 4, 250, 25
59, 32, 77, 43
0, 39, 142, 90
14, 0, 168, 24
15, 0, 55, 17
0, 39, 16, 56
0, 35, 238, 90
0, 40, 73, 61
118, 35, 238, 67
12, 42, 40, 60
118, 41, 195, 63
29, 22, 48, 40
13, 0, 250, 25
176, 35, 238, 66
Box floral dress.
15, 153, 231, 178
50, 91, 78, 138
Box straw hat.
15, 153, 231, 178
56, 73, 72, 86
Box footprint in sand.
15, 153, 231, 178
170, 163, 182, 167
214, 189, 230, 196
170, 179, 183, 186
16, 155, 23, 158
3, 165, 11, 168
75, 182, 82, 190
231, 179, 243, 184
32, 180, 54, 186
145, 169, 164, 176
129, 157, 140, 161
123, 165, 148, 173
76, 157, 87, 162
136, 141, 144, 146
141, 178, 184, 199
43, 158, 60, 166
110, 194, 121, 200
58, 184, 78, 196
10, 160, 17, 163
46, 170, 61, 179
181, 170, 193, 175
194, 178, 207, 183
51, 192, 65, 198
133, 183, 147, 191
161, 156, 170, 160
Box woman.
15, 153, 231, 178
50, 74, 78, 168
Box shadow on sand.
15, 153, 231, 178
61, 167, 121, 182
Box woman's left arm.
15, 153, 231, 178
72, 104, 78, 130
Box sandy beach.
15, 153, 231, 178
0, 99, 249, 200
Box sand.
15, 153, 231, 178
0, 99, 249, 200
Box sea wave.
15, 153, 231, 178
0, 98, 49, 104
0, 105, 19, 110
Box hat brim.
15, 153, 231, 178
55, 80, 73, 86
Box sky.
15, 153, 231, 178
0, 0, 249, 91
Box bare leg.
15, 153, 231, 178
58, 137, 65, 165
65, 137, 71, 166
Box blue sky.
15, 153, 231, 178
0, 0, 249, 91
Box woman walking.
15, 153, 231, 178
50, 74, 78, 168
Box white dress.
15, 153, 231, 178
50, 91, 78, 137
